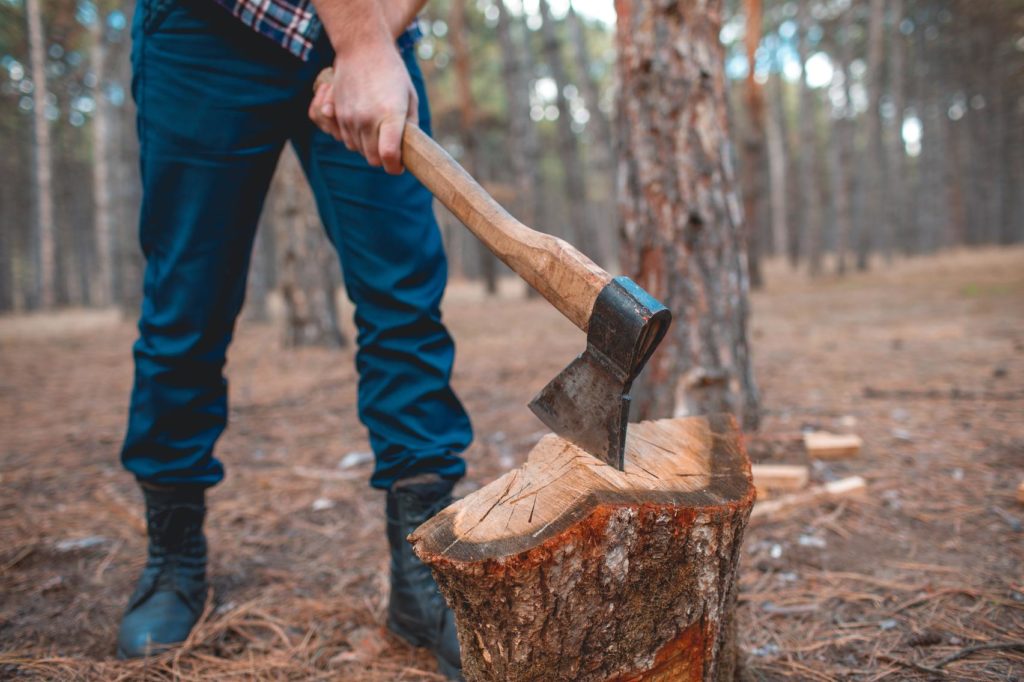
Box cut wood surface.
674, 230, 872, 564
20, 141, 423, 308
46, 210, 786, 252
751, 464, 810, 498
751, 475, 867, 520
804, 431, 863, 460
1017, 480, 1024, 505
411, 415, 754, 681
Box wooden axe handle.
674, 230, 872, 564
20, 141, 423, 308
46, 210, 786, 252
402, 125, 611, 332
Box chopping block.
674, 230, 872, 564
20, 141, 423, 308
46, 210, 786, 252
411, 415, 755, 682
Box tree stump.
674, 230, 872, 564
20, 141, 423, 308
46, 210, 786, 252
410, 415, 754, 681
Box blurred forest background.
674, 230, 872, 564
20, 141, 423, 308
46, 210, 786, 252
1, 0, 1023, 327
2, 3, 1024, 678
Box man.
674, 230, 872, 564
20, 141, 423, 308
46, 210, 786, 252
115, 0, 471, 677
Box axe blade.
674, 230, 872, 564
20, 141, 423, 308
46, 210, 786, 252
529, 353, 632, 469
529, 277, 671, 469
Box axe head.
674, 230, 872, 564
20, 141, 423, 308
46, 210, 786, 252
529, 276, 671, 469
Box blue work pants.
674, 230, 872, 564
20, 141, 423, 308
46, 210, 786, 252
120, 0, 472, 490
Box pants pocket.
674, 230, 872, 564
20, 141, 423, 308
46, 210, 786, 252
142, 0, 177, 34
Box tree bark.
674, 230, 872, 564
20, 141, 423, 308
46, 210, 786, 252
273, 149, 346, 348
538, 0, 602, 265
740, 0, 765, 288
565, 2, 617, 266
26, 0, 56, 309
244, 222, 276, 323
495, 2, 545, 299
830, 6, 855, 275
112, 0, 144, 315
450, 0, 498, 295
0, 153, 13, 310
796, 0, 823, 277
615, 0, 760, 430
764, 74, 788, 260
411, 415, 754, 682
565, 3, 614, 175
90, 13, 115, 307
853, 0, 885, 271
884, 0, 907, 259
495, 1, 541, 236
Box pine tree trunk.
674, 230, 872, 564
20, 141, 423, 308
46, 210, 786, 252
274, 149, 346, 348
831, 7, 855, 275
616, 0, 760, 430
854, 0, 885, 271
244, 223, 275, 323
90, 16, 115, 307
565, 3, 617, 266
516, 16, 548, 296
885, 0, 907, 259
113, 0, 144, 315
0, 160, 12, 310
565, 3, 614, 174
765, 75, 788, 260
450, 0, 498, 295
411, 415, 755, 682
796, 0, 823, 277
538, 0, 601, 265
915, 14, 951, 253
495, 2, 541, 238
741, 0, 765, 289
26, 0, 56, 309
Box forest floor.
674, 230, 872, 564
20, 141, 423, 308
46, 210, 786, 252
1, 247, 1022, 681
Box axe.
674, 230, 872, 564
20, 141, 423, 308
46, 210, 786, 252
402, 125, 671, 470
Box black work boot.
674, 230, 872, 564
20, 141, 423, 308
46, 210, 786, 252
386, 475, 462, 680
116, 484, 208, 659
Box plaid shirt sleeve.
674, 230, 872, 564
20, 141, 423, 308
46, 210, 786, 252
209, 0, 420, 61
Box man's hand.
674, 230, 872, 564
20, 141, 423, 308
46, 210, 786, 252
307, 0, 425, 175
309, 49, 417, 175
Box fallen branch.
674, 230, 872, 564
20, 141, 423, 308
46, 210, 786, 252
863, 386, 1024, 401
934, 641, 1024, 668
876, 653, 947, 676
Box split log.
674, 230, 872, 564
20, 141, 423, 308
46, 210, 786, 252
803, 432, 862, 460
411, 415, 754, 681
750, 464, 809, 498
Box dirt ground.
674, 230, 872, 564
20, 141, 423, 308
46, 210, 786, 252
1, 248, 1022, 680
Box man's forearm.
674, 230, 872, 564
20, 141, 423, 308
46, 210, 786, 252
310, 0, 427, 52
382, 0, 428, 39
308, 0, 426, 174
310, 0, 392, 55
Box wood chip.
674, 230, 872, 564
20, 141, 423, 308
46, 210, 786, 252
804, 432, 862, 460
751, 464, 810, 499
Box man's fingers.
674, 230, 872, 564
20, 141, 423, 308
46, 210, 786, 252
335, 101, 357, 152
309, 85, 327, 127
359, 121, 382, 167
378, 115, 405, 175
309, 84, 344, 140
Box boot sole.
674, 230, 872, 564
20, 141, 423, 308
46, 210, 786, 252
387, 615, 428, 648
387, 617, 463, 681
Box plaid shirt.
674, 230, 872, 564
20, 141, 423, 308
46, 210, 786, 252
211, 0, 419, 61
